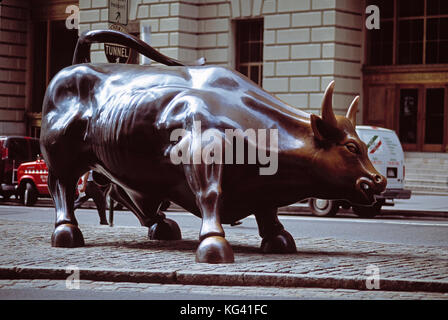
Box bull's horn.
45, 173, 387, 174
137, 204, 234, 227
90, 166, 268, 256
321, 81, 337, 128
346, 96, 359, 126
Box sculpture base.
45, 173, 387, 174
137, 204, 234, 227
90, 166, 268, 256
195, 236, 234, 264
51, 224, 85, 248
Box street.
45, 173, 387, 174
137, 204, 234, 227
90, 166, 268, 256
0, 201, 447, 301
0, 202, 447, 247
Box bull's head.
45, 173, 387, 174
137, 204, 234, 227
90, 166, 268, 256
310, 81, 387, 205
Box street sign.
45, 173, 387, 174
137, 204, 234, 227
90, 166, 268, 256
109, 0, 128, 25
104, 24, 131, 63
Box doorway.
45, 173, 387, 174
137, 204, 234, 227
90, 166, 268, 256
27, 0, 79, 137
398, 85, 447, 152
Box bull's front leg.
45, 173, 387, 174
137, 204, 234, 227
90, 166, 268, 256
48, 171, 85, 248
188, 163, 234, 263
255, 208, 296, 253
183, 135, 234, 263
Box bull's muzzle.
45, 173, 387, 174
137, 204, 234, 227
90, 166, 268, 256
355, 174, 387, 204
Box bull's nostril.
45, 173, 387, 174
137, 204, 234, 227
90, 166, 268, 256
361, 183, 370, 191
374, 175, 382, 183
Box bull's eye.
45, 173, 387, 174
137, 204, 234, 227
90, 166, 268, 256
345, 142, 360, 154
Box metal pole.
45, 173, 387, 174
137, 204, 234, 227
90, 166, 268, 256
109, 196, 114, 227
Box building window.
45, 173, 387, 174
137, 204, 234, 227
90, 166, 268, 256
235, 19, 263, 85
366, 0, 448, 65
424, 87, 445, 144
367, 1, 394, 65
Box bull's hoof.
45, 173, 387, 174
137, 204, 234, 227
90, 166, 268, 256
148, 218, 182, 240
195, 236, 234, 264
260, 230, 296, 254
51, 224, 85, 248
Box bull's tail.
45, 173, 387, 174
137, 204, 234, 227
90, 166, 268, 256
73, 29, 205, 66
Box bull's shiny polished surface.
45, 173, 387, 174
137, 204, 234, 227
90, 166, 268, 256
41, 30, 386, 263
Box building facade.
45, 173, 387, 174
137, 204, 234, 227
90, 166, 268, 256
77, 0, 364, 120
1, 0, 447, 161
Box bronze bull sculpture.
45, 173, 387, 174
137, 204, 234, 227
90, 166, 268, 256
41, 30, 386, 263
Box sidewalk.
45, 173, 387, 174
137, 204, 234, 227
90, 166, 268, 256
0, 218, 447, 297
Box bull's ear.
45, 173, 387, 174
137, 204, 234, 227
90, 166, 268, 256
346, 96, 359, 127
311, 114, 341, 142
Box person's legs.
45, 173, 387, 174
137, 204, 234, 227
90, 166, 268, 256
73, 194, 88, 210
86, 182, 108, 225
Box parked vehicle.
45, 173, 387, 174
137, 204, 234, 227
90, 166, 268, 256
16, 156, 50, 206
0, 136, 41, 200
309, 126, 411, 218
17, 159, 121, 209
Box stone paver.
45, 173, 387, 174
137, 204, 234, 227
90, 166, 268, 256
0, 219, 447, 297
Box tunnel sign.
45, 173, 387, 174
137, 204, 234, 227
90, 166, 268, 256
104, 24, 131, 63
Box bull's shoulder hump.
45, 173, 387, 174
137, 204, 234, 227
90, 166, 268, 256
50, 64, 105, 84
46, 64, 106, 97
43, 64, 105, 115
187, 66, 241, 90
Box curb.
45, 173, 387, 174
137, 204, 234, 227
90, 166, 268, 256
1, 265, 447, 294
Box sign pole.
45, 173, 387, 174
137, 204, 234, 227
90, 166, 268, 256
106, 0, 131, 64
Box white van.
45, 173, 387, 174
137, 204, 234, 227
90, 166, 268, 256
309, 126, 412, 218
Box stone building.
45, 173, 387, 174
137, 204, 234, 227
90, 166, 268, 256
1, 0, 447, 194
78, 0, 364, 120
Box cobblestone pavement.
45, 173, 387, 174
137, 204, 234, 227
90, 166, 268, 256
0, 219, 447, 299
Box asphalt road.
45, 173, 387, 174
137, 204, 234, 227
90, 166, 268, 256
0, 203, 447, 247
0, 286, 264, 300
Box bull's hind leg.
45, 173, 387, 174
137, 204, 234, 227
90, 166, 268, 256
48, 171, 85, 248
135, 196, 181, 241
255, 208, 296, 253
113, 187, 181, 240
147, 202, 182, 241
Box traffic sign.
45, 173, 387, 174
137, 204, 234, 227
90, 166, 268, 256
108, 0, 128, 25
104, 24, 131, 63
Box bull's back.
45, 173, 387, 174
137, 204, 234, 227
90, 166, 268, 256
43, 63, 309, 131
41, 63, 310, 182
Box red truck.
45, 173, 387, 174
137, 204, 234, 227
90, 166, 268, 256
0, 136, 41, 201
17, 159, 115, 208
16, 157, 50, 206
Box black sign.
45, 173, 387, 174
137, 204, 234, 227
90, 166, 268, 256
105, 43, 130, 63
104, 24, 131, 64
